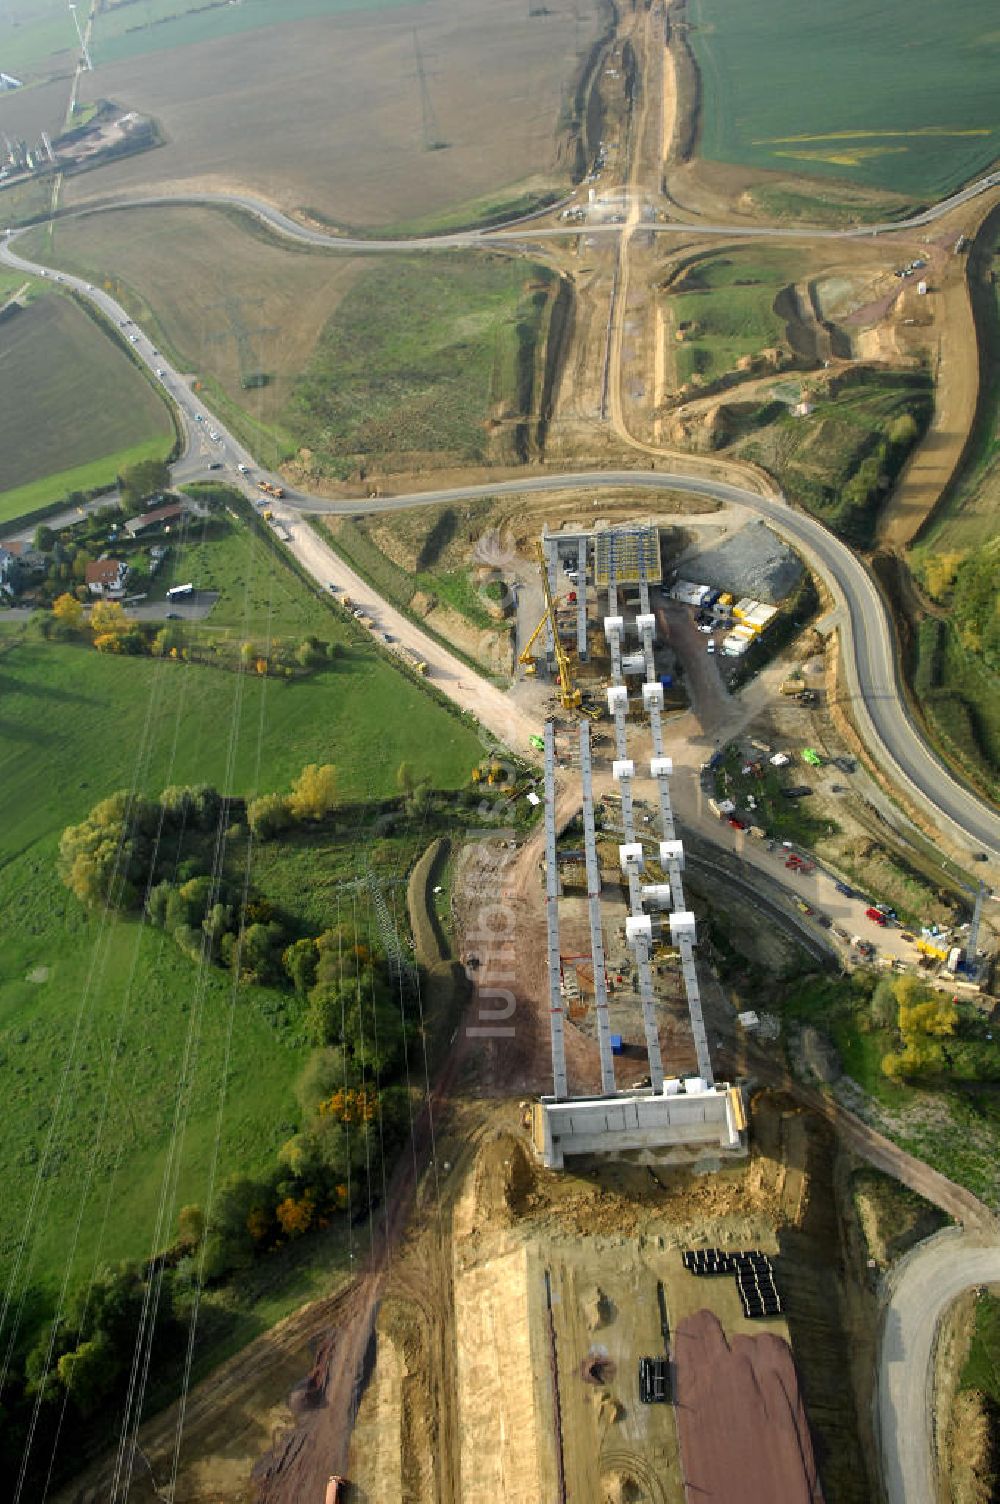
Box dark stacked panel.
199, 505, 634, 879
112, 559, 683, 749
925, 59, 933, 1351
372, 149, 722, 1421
681, 1248, 783, 1319
638, 1354, 670, 1403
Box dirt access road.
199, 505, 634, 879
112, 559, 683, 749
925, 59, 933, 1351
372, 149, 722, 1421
878, 1228, 1000, 1504
283, 512, 539, 756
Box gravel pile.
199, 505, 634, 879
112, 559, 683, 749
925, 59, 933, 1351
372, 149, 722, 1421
681, 520, 803, 603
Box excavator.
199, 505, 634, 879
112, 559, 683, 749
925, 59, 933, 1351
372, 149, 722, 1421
517, 540, 581, 711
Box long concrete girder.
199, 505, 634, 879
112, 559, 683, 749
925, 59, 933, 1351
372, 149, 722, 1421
579, 721, 618, 1096
543, 722, 569, 1100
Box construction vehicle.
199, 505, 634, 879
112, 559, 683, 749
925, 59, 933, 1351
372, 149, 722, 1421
802, 748, 823, 767
780, 677, 806, 698
520, 540, 582, 711
518, 613, 549, 676
325, 1478, 347, 1504
257, 480, 285, 499
529, 733, 545, 752
917, 937, 949, 963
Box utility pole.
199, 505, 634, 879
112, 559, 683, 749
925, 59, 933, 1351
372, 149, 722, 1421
68, 4, 93, 71
411, 29, 446, 152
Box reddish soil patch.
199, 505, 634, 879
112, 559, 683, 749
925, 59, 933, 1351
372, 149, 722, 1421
674, 1309, 824, 1503
843, 286, 900, 327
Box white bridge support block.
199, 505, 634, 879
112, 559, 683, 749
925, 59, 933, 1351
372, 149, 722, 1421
669, 911, 697, 943
619, 841, 644, 874
650, 756, 673, 778
626, 914, 653, 945
642, 682, 664, 708
640, 883, 672, 910
607, 685, 628, 714
659, 839, 685, 869
604, 615, 625, 638
636, 612, 656, 637
612, 759, 635, 781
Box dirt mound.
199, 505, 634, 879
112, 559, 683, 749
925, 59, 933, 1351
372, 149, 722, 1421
674, 1309, 823, 1503
472, 1132, 536, 1228
583, 1285, 615, 1329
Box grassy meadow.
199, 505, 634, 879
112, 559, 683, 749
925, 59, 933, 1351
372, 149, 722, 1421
735, 369, 933, 544
0, 292, 174, 519
689, 0, 1000, 198
290, 255, 558, 478
667, 250, 800, 384
0, 509, 481, 1334
907, 223, 1000, 796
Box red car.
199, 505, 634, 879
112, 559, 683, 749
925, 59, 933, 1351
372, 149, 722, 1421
728, 816, 746, 830
865, 907, 887, 926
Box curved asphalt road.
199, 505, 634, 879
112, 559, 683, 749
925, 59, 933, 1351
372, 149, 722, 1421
878, 1229, 1000, 1504
14, 166, 1000, 251
285, 470, 1000, 859
3, 232, 997, 861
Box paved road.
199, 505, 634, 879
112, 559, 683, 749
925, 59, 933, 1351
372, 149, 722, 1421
16, 166, 1000, 251
878, 1230, 1000, 1504
3, 234, 997, 863
285, 471, 1000, 861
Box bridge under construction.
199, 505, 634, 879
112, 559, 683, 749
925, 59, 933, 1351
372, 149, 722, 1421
531, 525, 746, 1169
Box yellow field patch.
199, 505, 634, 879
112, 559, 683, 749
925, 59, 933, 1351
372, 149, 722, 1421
757, 127, 994, 144
773, 146, 910, 167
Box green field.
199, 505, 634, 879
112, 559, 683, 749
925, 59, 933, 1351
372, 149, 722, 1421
0, 293, 174, 520
668, 251, 799, 385
0, 514, 480, 1320
290, 255, 558, 477
0, 0, 80, 80
91, 0, 414, 66
689, 0, 1000, 198
905, 227, 1000, 797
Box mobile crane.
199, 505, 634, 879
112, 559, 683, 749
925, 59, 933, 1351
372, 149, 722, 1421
517, 540, 582, 710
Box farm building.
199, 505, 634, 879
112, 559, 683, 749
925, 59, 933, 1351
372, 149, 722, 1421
124, 501, 189, 538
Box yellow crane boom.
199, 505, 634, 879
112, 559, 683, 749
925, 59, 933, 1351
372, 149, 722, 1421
535, 539, 581, 710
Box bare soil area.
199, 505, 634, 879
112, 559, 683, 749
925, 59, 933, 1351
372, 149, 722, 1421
65, 0, 602, 230
336, 1086, 876, 1504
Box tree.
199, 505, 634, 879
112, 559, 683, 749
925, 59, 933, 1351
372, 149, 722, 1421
56, 1335, 121, 1416
52, 593, 84, 630
287, 763, 337, 821
176, 1203, 205, 1250
306, 980, 350, 1047
283, 937, 319, 995
295, 636, 327, 669
59, 792, 158, 909
34, 525, 55, 552
240, 921, 286, 983
396, 761, 414, 795
90, 600, 129, 638
152, 622, 185, 657
276, 1193, 315, 1238
888, 412, 919, 447
118, 458, 170, 510
246, 792, 292, 840
202, 902, 234, 956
